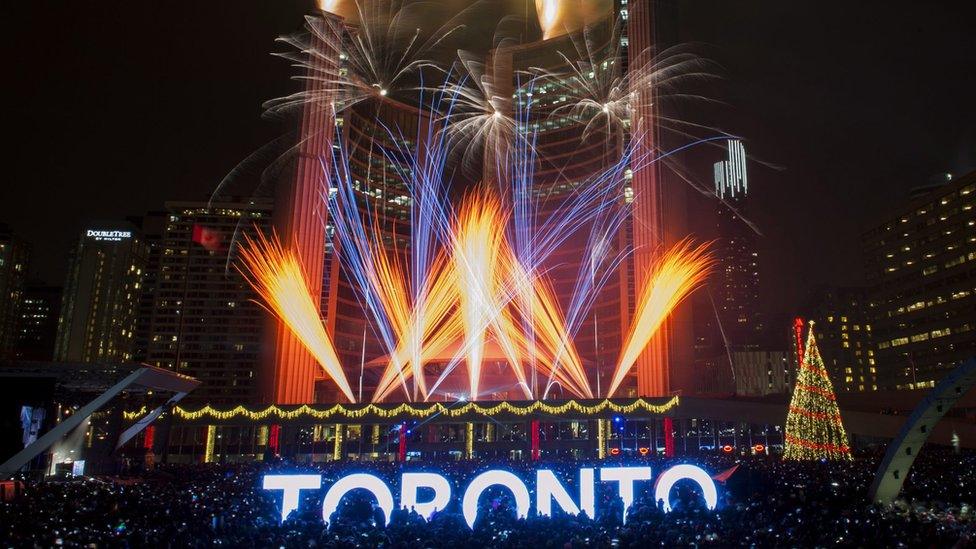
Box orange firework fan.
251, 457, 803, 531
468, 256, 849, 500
451, 191, 524, 400
606, 239, 714, 397
237, 232, 356, 402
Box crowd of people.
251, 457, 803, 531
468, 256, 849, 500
1, 449, 973, 547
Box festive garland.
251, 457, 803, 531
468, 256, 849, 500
124, 396, 680, 422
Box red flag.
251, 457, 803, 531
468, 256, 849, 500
712, 464, 740, 484
192, 224, 223, 251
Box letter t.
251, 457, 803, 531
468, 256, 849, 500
600, 467, 651, 523
263, 474, 322, 522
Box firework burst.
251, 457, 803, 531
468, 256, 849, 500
440, 49, 521, 175
235, 21, 733, 403
265, 0, 467, 118
237, 232, 357, 402
606, 239, 715, 398
533, 19, 719, 144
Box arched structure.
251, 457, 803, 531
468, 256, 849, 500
868, 357, 976, 504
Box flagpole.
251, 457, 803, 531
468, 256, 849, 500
359, 325, 366, 403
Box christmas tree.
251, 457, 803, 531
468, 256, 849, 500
783, 322, 852, 460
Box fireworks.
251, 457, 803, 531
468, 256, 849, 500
232, 7, 734, 404
441, 49, 521, 175
606, 240, 715, 398
237, 232, 356, 402
238, 89, 718, 402
451, 191, 526, 400
265, 1, 467, 117
536, 0, 559, 38
532, 19, 719, 144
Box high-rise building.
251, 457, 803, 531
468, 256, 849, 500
0, 223, 30, 361
494, 0, 694, 397
146, 199, 272, 404
626, 0, 673, 397
129, 211, 168, 362
15, 284, 61, 361
54, 223, 146, 363
862, 170, 976, 390
729, 350, 791, 396
711, 139, 762, 346
256, 0, 688, 403
688, 139, 764, 394
713, 139, 748, 200
688, 139, 761, 394
804, 286, 877, 392
495, 20, 629, 399
261, 13, 341, 405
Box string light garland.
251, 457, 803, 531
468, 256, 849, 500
124, 396, 679, 423
783, 322, 852, 461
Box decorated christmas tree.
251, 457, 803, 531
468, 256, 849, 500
783, 322, 852, 460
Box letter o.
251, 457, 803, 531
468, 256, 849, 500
322, 473, 395, 526
462, 470, 531, 528
653, 464, 718, 513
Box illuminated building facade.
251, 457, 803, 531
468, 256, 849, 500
0, 223, 30, 360
627, 0, 701, 396
257, 0, 693, 403
55, 223, 147, 363
713, 139, 748, 200
805, 286, 877, 392
688, 139, 761, 394
263, 14, 342, 405
626, 0, 673, 397
257, 13, 438, 404
145, 199, 272, 404
862, 170, 976, 390
711, 140, 762, 346
491, 0, 693, 398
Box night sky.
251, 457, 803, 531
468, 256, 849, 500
3, 1, 974, 316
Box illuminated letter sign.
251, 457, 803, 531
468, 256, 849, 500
536, 468, 594, 518
322, 473, 395, 526
263, 474, 321, 522
262, 465, 718, 527
600, 467, 652, 523
400, 472, 452, 520
653, 464, 718, 512
462, 470, 531, 528
86, 229, 132, 241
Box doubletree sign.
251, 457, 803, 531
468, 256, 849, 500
264, 465, 718, 527
86, 229, 132, 241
